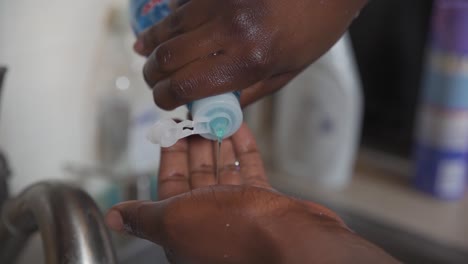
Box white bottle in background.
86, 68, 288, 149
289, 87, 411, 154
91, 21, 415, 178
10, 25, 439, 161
272, 33, 362, 190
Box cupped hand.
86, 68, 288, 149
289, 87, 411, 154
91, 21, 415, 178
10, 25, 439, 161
105, 124, 398, 264
136, 0, 368, 109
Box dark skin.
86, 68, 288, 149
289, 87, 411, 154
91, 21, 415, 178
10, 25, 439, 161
106, 1, 399, 262
105, 124, 399, 264
135, 0, 369, 109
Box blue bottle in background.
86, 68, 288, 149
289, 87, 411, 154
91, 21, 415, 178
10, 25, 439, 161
413, 0, 468, 200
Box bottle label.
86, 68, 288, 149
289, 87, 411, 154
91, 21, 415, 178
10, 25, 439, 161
431, 0, 468, 55
415, 106, 468, 151
413, 143, 467, 200
413, 1, 468, 199
421, 0, 468, 109
422, 53, 468, 109
130, 0, 171, 35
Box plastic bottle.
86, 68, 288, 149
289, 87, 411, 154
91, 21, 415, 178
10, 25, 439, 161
272, 34, 363, 190
129, 0, 243, 146
413, 0, 468, 200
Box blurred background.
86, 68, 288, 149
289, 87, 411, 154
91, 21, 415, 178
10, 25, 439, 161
0, 0, 467, 263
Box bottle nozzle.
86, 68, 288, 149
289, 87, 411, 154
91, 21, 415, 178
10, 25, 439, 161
148, 93, 242, 147
209, 117, 229, 141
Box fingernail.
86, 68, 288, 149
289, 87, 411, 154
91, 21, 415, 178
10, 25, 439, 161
105, 210, 124, 231
134, 40, 144, 54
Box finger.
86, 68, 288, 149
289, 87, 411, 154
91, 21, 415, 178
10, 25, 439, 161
143, 24, 222, 87
231, 123, 270, 188
105, 201, 166, 244
218, 138, 243, 185
153, 53, 268, 110
240, 70, 301, 107
134, 0, 211, 56
158, 138, 190, 200
188, 136, 216, 188
169, 0, 191, 10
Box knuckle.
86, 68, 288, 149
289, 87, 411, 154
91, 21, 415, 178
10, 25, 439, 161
233, 45, 271, 82
132, 205, 147, 237
169, 78, 196, 103
230, 10, 259, 38
227, 2, 268, 40
191, 167, 215, 176
247, 45, 271, 70
154, 44, 173, 72
168, 11, 184, 35
121, 204, 144, 236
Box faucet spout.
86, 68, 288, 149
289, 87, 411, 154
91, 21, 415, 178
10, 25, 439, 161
0, 181, 117, 264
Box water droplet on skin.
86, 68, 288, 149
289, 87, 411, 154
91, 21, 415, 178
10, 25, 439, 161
226, 223, 230, 227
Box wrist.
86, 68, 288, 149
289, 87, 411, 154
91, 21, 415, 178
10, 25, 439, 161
257, 201, 399, 264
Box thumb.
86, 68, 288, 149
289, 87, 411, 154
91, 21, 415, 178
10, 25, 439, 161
105, 200, 168, 244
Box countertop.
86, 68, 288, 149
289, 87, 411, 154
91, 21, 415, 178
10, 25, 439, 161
268, 149, 468, 252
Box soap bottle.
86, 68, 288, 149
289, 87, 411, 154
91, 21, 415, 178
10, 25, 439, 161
129, 0, 243, 145
413, 0, 468, 200
272, 33, 363, 190
147, 92, 243, 147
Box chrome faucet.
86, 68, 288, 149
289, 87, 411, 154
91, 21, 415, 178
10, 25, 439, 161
0, 182, 117, 264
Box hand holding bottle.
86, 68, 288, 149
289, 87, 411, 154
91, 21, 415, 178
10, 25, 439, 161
134, 0, 368, 109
